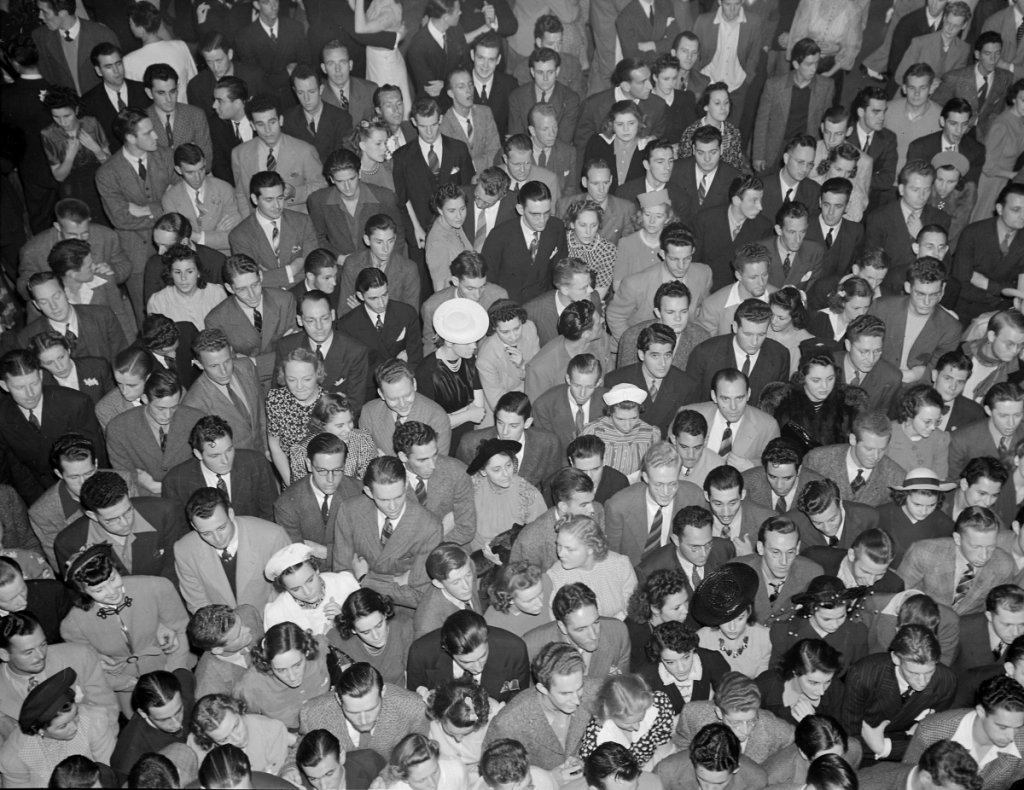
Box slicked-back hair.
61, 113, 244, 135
671, 409, 708, 440
393, 420, 438, 456
794, 714, 847, 760
987, 584, 1024, 615
568, 434, 606, 463
918, 740, 983, 790
143, 368, 182, 401
797, 479, 841, 517
729, 175, 764, 202
660, 223, 694, 254
820, 176, 853, 200
1, 349, 41, 380
704, 464, 744, 497
654, 279, 691, 311
0, 611, 43, 651
757, 515, 798, 545
223, 254, 261, 284
451, 250, 487, 280
186, 604, 238, 650
851, 410, 892, 441
480, 739, 530, 786
671, 505, 713, 539
245, 94, 282, 122
956, 505, 1001, 536
355, 266, 388, 294
363, 456, 407, 488
898, 159, 936, 185
851, 528, 894, 565
375, 358, 413, 387
531, 640, 585, 687
440, 609, 488, 657
978, 674, 1024, 714
425, 543, 470, 583
984, 381, 1024, 411
215, 76, 249, 104
567, 352, 602, 379
186, 486, 231, 523
715, 670, 761, 712
690, 723, 740, 771
889, 623, 941, 663
49, 433, 96, 473
583, 742, 641, 789
552, 581, 598, 622
550, 467, 595, 503
805, 753, 857, 790
760, 437, 803, 469
778, 638, 842, 681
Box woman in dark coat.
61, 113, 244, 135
582, 100, 647, 194
637, 620, 730, 716
769, 352, 859, 452
756, 638, 845, 726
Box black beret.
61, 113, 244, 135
19, 667, 77, 734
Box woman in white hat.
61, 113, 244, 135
263, 543, 360, 636
580, 383, 660, 481
877, 468, 957, 566
416, 298, 489, 450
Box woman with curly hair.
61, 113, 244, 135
768, 287, 815, 375
426, 677, 497, 784
756, 638, 845, 725
41, 86, 110, 222
288, 394, 378, 483
624, 569, 690, 669
263, 543, 360, 635
611, 192, 675, 289
679, 84, 750, 173
484, 561, 553, 637
190, 694, 294, 777
146, 243, 226, 330
547, 515, 637, 621
769, 353, 858, 452
355, 118, 396, 191
425, 183, 472, 292
582, 101, 648, 194
565, 200, 617, 299
578, 674, 675, 770
232, 621, 330, 731
268, 347, 325, 483
638, 621, 730, 716
377, 733, 470, 790
886, 385, 951, 479
326, 588, 414, 686
806, 276, 874, 346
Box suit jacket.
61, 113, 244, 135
460, 183, 517, 250
79, 80, 151, 150
887, 6, 940, 76
524, 289, 603, 348
573, 90, 667, 153
687, 402, 781, 472
636, 539, 736, 593
160, 176, 241, 254
186, 62, 266, 117
507, 82, 579, 145
181, 362, 267, 454
686, 333, 790, 406
603, 480, 706, 567
803, 547, 905, 594
617, 322, 710, 374
404, 25, 467, 111
898, 537, 1014, 615
905, 708, 1024, 788
864, 199, 951, 273
673, 699, 793, 764
1, 75, 58, 195
320, 78, 378, 130
335, 301, 422, 402
803, 444, 906, 507
232, 17, 309, 102
863, 127, 900, 204
18, 304, 128, 368
951, 611, 1004, 677
693, 8, 764, 84
729, 554, 824, 625
694, 206, 775, 292
405, 455, 476, 547
392, 134, 475, 236
946, 395, 986, 433
868, 296, 962, 375
274, 330, 369, 414
790, 500, 877, 550
230, 134, 325, 218
482, 216, 569, 305
163, 453, 277, 521
456, 426, 562, 488
895, 29, 971, 87
523, 619, 631, 678
0, 387, 107, 505
205, 288, 296, 388
147, 102, 214, 166
210, 116, 243, 185
907, 130, 985, 184
830, 350, 902, 417
741, 465, 823, 511
842, 652, 957, 762
473, 72, 518, 138
174, 515, 291, 613
273, 475, 361, 568
282, 102, 352, 163
935, 64, 1015, 139
227, 209, 318, 288
106, 404, 204, 483
760, 175, 822, 230
439, 105, 501, 175
532, 384, 609, 450
298, 684, 429, 755
669, 157, 740, 212
40, 356, 111, 406
805, 215, 864, 291
752, 74, 835, 168
616, 0, 680, 61
359, 393, 452, 455
510, 504, 606, 571
406, 626, 530, 703
533, 141, 577, 197
759, 236, 825, 292
949, 418, 1024, 480
604, 364, 699, 437
306, 183, 406, 260
582, 134, 646, 195
332, 496, 442, 609
953, 217, 1024, 319
983, 7, 1024, 77
31, 19, 119, 96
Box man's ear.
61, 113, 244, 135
84, 509, 99, 523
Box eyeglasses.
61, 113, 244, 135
313, 466, 345, 478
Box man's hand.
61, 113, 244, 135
92, 261, 114, 276
902, 364, 926, 384
556, 758, 584, 784
861, 719, 890, 756
323, 596, 342, 619
753, 160, 767, 173
505, 345, 524, 366
136, 470, 161, 495
791, 697, 816, 722
303, 540, 328, 559
196, 1, 210, 22
287, 258, 305, 279
346, 294, 360, 309
128, 202, 152, 217
424, 80, 444, 97
732, 533, 754, 556
352, 553, 370, 579
971, 271, 991, 291
464, 403, 486, 423
284, 183, 297, 200
638, 41, 656, 52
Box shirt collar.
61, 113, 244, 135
260, 18, 278, 37
364, 304, 385, 324
378, 505, 406, 530
713, 6, 745, 23
200, 464, 230, 489
63, 17, 81, 39
951, 709, 1023, 767
47, 307, 78, 337
255, 210, 280, 238
427, 20, 446, 49
845, 448, 872, 480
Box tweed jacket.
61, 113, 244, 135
162, 453, 278, 522
523, 619, 631, 678
161, 176, 242, 254
898, 537, 1015, 615
204, 288, 296, 389
181, 363, 268, 454
935, 64, 1015, 139
456, 426, 563, 489
331, 496, 442, 609
298, 684, 429, 754
604, 364, 699, 437
603, 480, 706, 567
507, 82, 580, 145
752, 73, 835, 169
741, 465, 823, 511
281, 102, 353, 163
905, 708, 1024, 787
438, 106, 501, 176
336, 251, 421, 319
359, 395, 452, 457
147, 102, 213, 166
510, 504, 607, 572
31, 18, 119, 96
673, 699, 794, 764
306, 183, 406, 259
273, 475, 361, 569
410, 584, 484, 640
17, 224, 132, 300
274, 330, 370, 414
857, 763, 915, 790
606, 262, 714, 341
949, 419, 1024, 479
803, 444, 906, 507
18, 304, 127, 369
407, 625, 530, 703
617, 322, 710, 375
894, 30, 971, 85
531, 384, 609, 450
227, 210, 318, 289
230, 134, 325, 218
684, 402, 781, 473
404, 455, 476, 548
106, 404, 204, 483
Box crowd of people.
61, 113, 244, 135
0, 0, 1024, 788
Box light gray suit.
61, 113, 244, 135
898, 537, 1014, 615
687, 402, 781, 472
359, 396, 453, 456
868, 296, 962, 375
606, 262, 713, 340
161, 176, 242, 254
17, 224, 132, 300
204, 288, 296, 389
181, 361, 267, 453
106, 404, 205, 483
230, 133, 326, 217
439, 105, 501, 175
227, 210, 318, 289
603, 480, 706, 567
523, 619, 631, 678
147, 102, 213, 166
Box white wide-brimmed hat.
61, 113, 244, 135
264, 542, 315, 581
433, 298, 489, 344
890, 467, 957, 493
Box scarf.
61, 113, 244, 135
962, 338, 1013, 403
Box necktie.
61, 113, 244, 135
195, 189, 206, 221
63, 29, 72, 41
27, 675, 39, 691
321, 494, 331, 523
827, 535, 839, 547
226, 384, 251, 427
978, 78, 989, 105
643, 508, 664, 558
574, 407, 584, 435
851, 371, 862, 387
414, 477, 427, 506
1000, 233, 1013, 255
427, 145, 439, 175
953, 563, 975, 606
851, 468, 866, 494
233, 121, 242, 143
741, 354, 751, 377
381, 518, 394, 546
308, 117, 316, 135
901, 687, 913, 703
268, 26, 277, 42
698, 174, 708, 205
165, 114, 174, 147
253, 308, 263, 334
27, 410, 40, 430
647, 3, 655, 24
358, 730, 372, 749
782, 254, 791, 278
825, 227, 834, 249
271, 221, 280, 255
64, 323, 77, 348
465, 114, 473, 140
375, 313, 384, 331
691, 567, 702, 590
267, 148, 277, 171
216, 474, 227, 494
1017, 18, 1024, 44
540, 89, 548, 104
775, 496, 787, 515
999, 436, 1010, 456
137, 158, 147, 181
159, 427, 167, 451
720, 421, 733, 456
538, 149, 548, 169
995, 645, 1005, 662
784, 188, 793, 203
529, 231, 540, 260
863, 132, 872, 152
116, 90, 126, 111
649, 379, 660, 401
314, 344, 324, 363
479, 84, 488, 103
730, 222, 741, 241
474, 214, 488, 251
906, 210, 922, 238
220, 548, 233, 563
336, 86, 349, 111
768, 582, 783, 603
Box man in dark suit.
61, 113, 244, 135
605, 323, 698, 437
615, 139, 693, 220
760, 136, 822, 223
637, 504, 735, 592
405, 0, 467, 111
506, 49, 579, 145
143, 64, 214, 168
162, 416, 277, 522
791, 479, 878, 550
274, 290, 370, 413
0, 559, 75, 645
741, 437, 824, 513
31, 0, 119, 97
686, 299, 790, 407
282, 64, 353, 163
524, 258, 603, 347
806, 179, 865, 288
953, 191, 1024, 323
851, 87, 900, 206
907, 98, 986, 185
825, 314, 904, 416
407, 611, 530, 703
953, 584, 1024, 677
483, 181, 568, 305
39, 353, 112, 407
319, 42, 378, 128
136, 315, 200, 390
802, 528, 906, 595
460, 169, 517, 253
885, 0, 945, 78
54, 470, 184, 581
694, 177, 774, 292
469, 33, 517, 138
232, 0, 308, 107
187, 33, 267, 115
392, 98, 475, 255
948, 383, 1024, 479
933, 31, 1015, 140
0, 350, 107, 505
669, 127, 740, 212
932, 349, 987, 432
532, 355, 608, 451
573, 58, 667, 154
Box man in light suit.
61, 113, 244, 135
523, 582, 630, 678
274, 433, 361, 567
319, 40, 377, 126
439, 67, 500, 177
183, 328, 267, 454
332, 457, 443, 609
95, 108, 177, 322
204, 254, 296, 390
829, 314, 903, 416
282, 65, 352, 164
531, 354, 608, 451
31, 0, 119, 96
686, 370, 782, 474
526, 105, 576, 200
513, 468, 606, 570
948, 383, 1024, 479
791, 478, 878, 551
336, 216, 420, 317
360, 359, 451, 456
898, 506, 1015, 616
174, 486, 291, 613
893, 6, 973, 86
760, 202, 825, 290
523, 257, 603, 347
934, 31, 1015, 139
603, 441, 705, 566
143, 64, 214, 167
555, 160, 633, 246
162, 416, 277, 522
395, 421, 475, 547
228, 171, 318, 289
741, 437, 823, 514
669, 127, 741, 212
575, 59, 667, 154
803, 412, 907, 507
906, 98, 986, 185
79, 43, 151, 147
616, 280, 711, 373
507, 49, 579, 145
106, 369, 205, 495
230, 94, 326, 218
161, 144, 241, 255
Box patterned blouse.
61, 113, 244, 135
288, 428, 378, 484
578, 690, 675, 769
581, 416, 661, 480
267, 387, 321, 453
567, 230, 618, 292
680, 118, 750, 174
40, 116, 109, 170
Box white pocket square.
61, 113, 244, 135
334, 377, 346, 386
801, 270, 813, 282
397, 328, 406, 341
84, 377, 99, 386
450, 166, 460, 175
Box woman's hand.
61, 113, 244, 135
156, 623, 179, 654
323, 597, 342, 620
64, 136, 81, 161
791, 696, 816, 722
